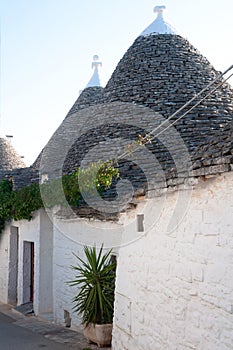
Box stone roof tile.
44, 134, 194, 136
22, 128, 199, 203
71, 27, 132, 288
0, 137, 25, 171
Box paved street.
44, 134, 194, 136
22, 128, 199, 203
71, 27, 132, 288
0, 304, 111, 350
0, 312, 74, 350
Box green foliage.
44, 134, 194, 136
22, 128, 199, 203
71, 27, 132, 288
0, 179, 43, 232
0, 161, 119, 233
11, 183, 44, 221
62, 172, 81, 207
78, 160, 119, 196
41, 160, 119, 208
41, 177, 68, 209
96, 161, 119, 191
0, 179, 14, 232
68, 246, 116, 325
124, 133, 152, 154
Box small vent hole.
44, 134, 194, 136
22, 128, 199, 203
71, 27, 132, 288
137, 214, 144, 232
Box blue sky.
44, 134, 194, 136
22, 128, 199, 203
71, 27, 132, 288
0, 0, 233, 165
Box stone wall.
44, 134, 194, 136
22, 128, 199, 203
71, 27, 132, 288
15, 214, 40, 309
0, 167, 39, 191
32, 35, 233, 194
52, 214, 122, 329
24, 33, 233, 233
0, 211, 53, 316
32, 86, 103, 171
1, 170, 232, 350
34, 99, 232, 227
103, 35, 233, 154
112, 171, 233, 350
0, 229, 9, 303
38, 210, 53, 316
0, 137, 25, 171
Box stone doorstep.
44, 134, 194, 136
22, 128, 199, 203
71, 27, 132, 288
14, 301, 34, 316
0, 304, 111, 350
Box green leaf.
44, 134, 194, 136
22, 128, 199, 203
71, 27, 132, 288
67, 245, 116, 325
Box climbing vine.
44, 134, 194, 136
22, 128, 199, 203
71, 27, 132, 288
0, 179, 14, 232
0, 133, 150, 233
0, 161, 119, 233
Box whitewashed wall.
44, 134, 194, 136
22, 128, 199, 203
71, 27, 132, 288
0, 210, 53, 317
15, 213, 40, 310
1, 171, 232, 350
38, 210, 54, 316
112, 172, 233, 350
0, 217, 41, 307
52, 214, 122, 330
0, 227, 9, 303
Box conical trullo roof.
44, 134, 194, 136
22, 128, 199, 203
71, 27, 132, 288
0, 136, 25, 171
65, 86, 103, 119
62, 7, 233, 179
19, 5, 232, 223
35, 7, 233, 184
102, 6, 233, 153
32, 56, 103, 173
65, 54, 103, 120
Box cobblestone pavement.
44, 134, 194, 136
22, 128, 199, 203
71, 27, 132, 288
0, 304, 111, 350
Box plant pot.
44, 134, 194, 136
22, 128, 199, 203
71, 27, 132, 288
83, 323, 113, 348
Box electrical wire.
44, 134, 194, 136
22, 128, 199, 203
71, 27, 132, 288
154, 72, 233, 140
118, 65, 233, 161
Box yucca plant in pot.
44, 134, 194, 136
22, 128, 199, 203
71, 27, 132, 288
68, 245, 116, 348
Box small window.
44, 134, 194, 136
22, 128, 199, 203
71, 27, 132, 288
137, 214, 144, 232
111, 255, 117, 264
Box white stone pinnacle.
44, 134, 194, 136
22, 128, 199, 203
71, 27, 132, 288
140, 5, 177, 36
92, 55, 102, 70
153, 5, 166, 14
86, 55, 102, 88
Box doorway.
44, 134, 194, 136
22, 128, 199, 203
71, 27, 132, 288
8, 226, 19, 305
23, 241, 34, 304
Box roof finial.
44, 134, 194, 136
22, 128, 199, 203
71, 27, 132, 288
140, 5, 177, 36
85, 55, 102, 88
153, 5, 166, 15
92, 55, 102, 70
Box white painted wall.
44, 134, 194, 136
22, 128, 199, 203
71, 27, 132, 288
0, 207, 122, 329
1, 171, 232, 350
112, 172, 233, 350
15, 213, 40, 310
15, 210, 54, 316
38, 210, 54, 316
0, 226, 10, 303
7, 226, 19, 305
52, 214, 122, 330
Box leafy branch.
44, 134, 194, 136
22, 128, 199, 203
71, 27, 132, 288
0, 160, 119, 233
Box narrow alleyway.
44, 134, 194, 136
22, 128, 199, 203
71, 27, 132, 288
0, 304, 111, 350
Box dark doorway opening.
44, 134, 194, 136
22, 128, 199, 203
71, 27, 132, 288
8, 226, 19, 305
23, 241, 34, 304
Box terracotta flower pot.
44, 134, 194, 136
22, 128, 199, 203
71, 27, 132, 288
83, 323, 113, 348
